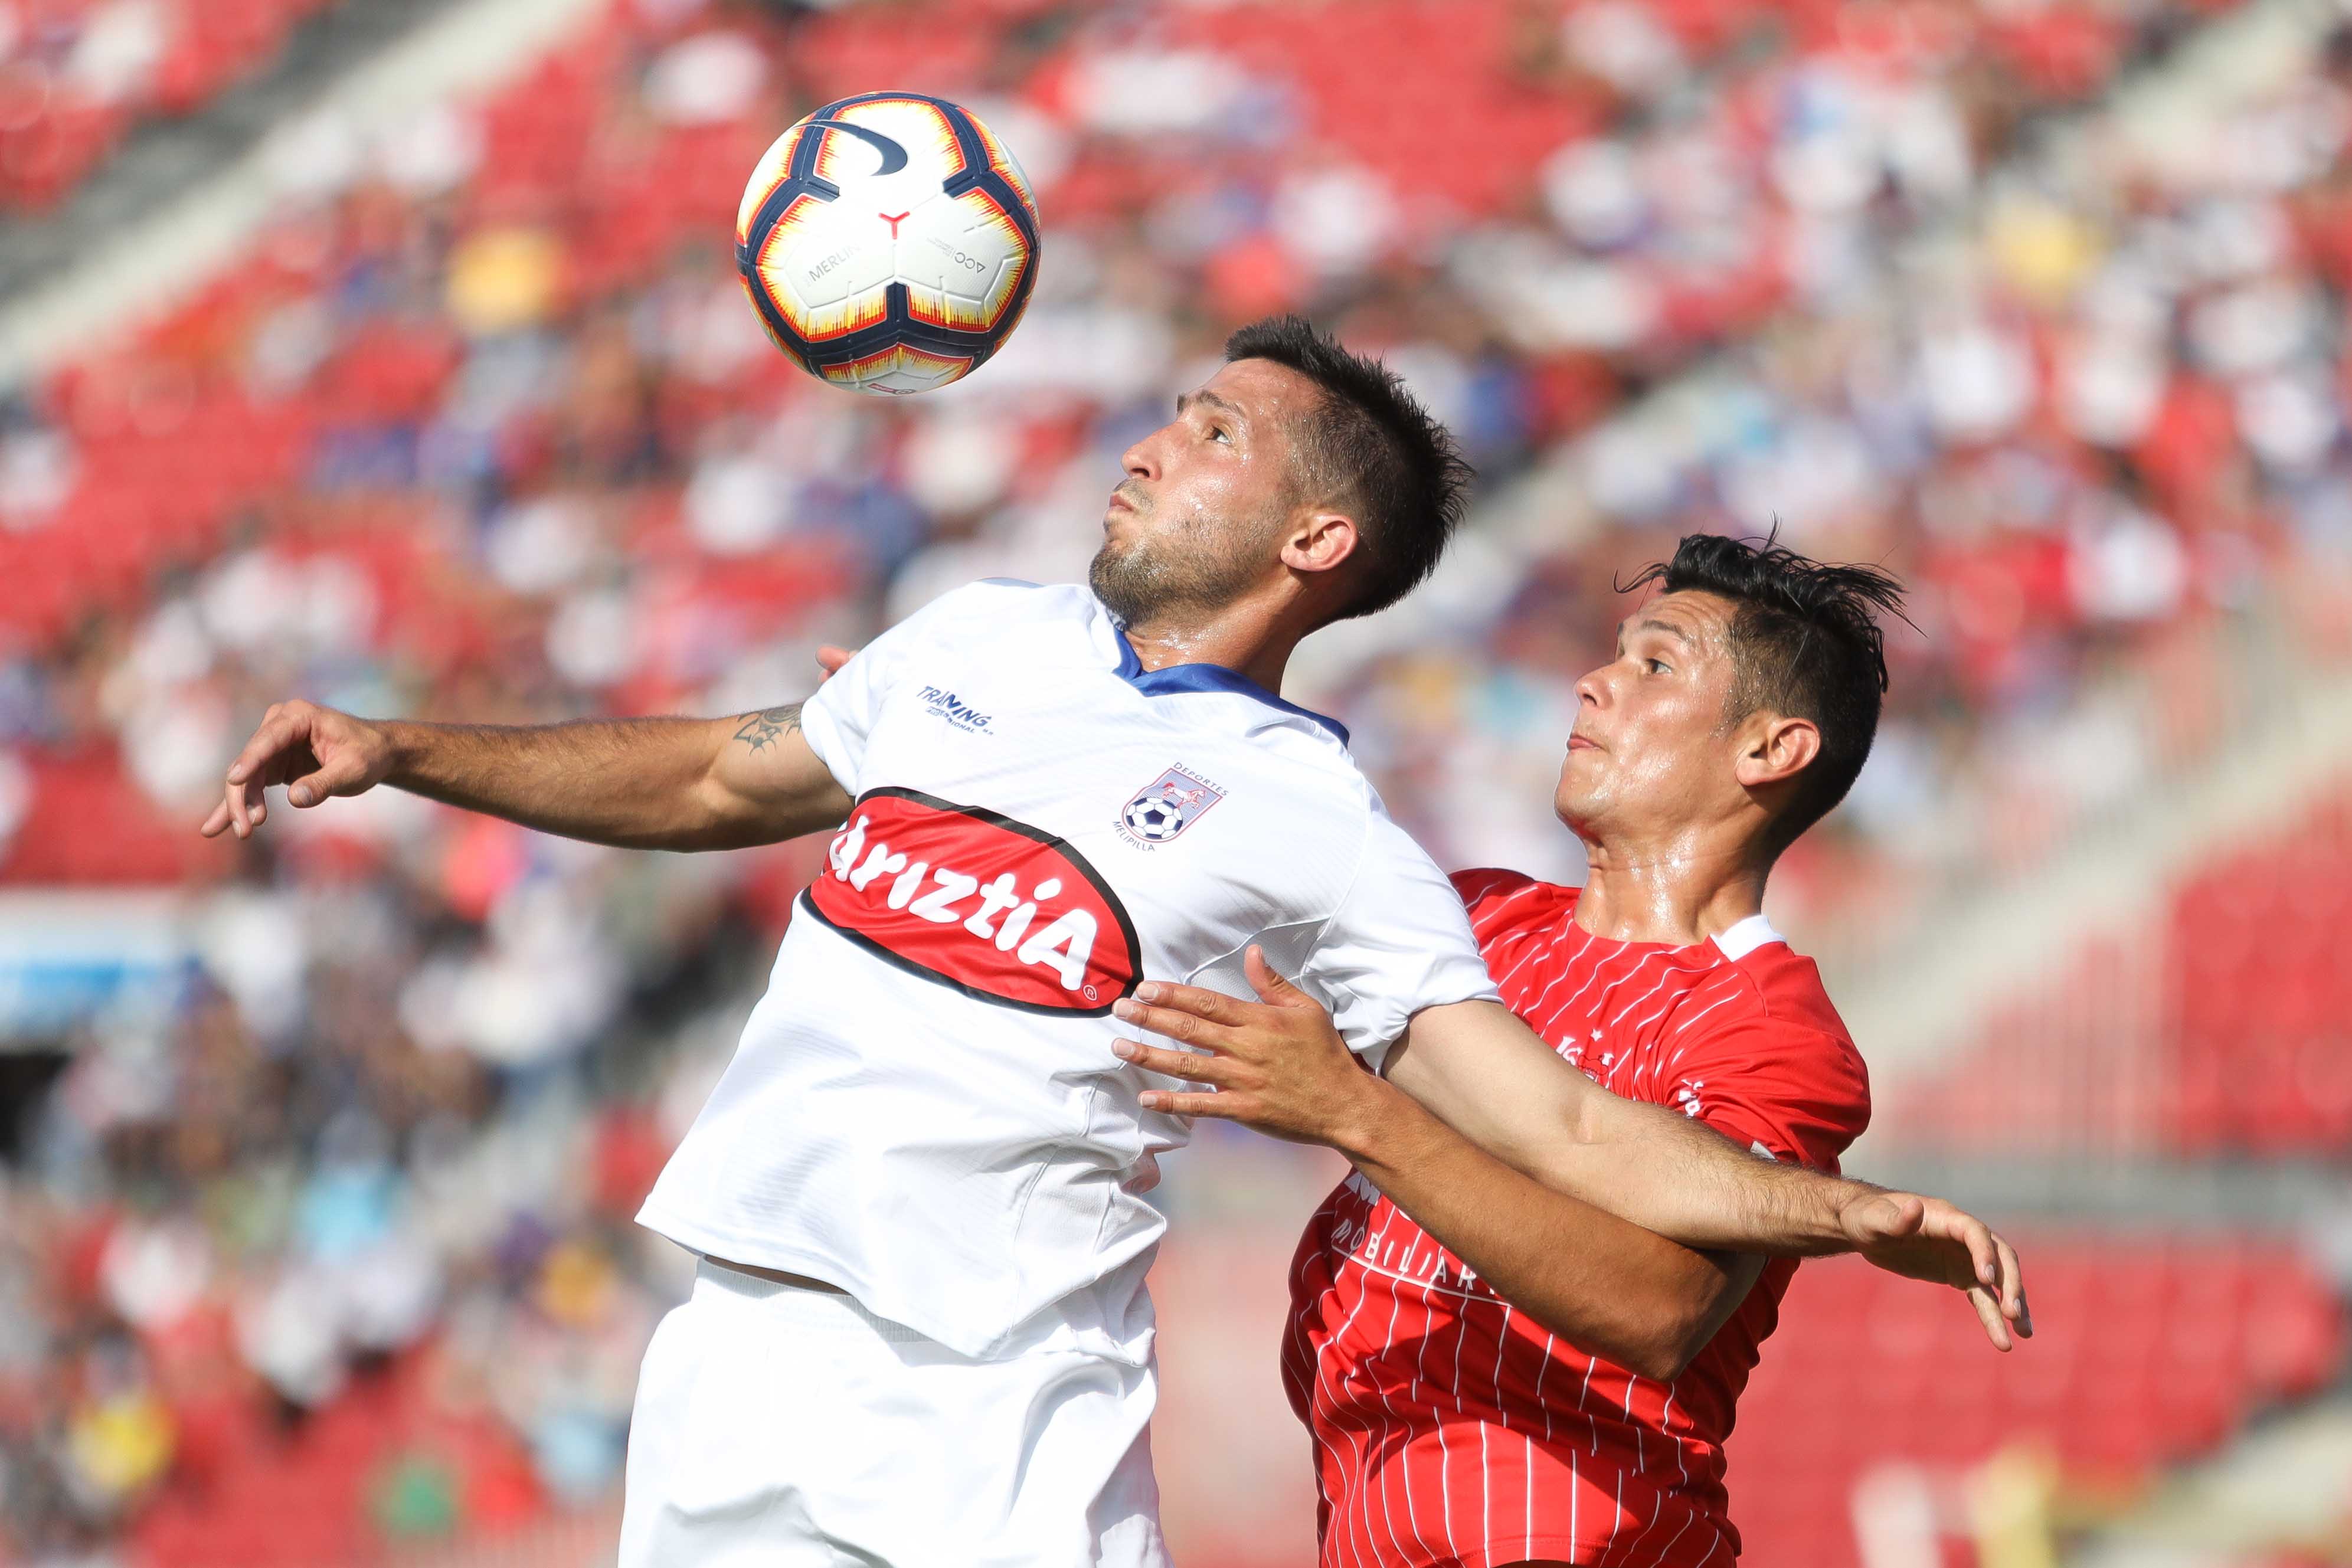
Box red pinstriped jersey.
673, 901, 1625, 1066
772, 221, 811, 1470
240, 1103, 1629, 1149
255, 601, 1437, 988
1283, 869, 1871, 1568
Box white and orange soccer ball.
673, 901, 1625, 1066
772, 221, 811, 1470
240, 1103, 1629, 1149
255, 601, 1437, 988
735, 93, 1040, 395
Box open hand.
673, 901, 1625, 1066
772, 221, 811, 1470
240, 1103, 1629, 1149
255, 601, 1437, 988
1110, 947, 1378, 1150
199, 701, 395, 840
1841, 1190, 2033, 1351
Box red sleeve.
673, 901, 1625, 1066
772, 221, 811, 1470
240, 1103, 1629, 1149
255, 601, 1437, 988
1659, 1017, 1871, 1174
1448, 866, 1530, 910
1447, 868, 1546, 947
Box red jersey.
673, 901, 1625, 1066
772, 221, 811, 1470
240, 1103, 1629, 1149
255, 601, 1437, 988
1283, 870, 1871, 1568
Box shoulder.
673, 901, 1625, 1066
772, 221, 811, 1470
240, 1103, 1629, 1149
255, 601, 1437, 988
1448, 865, 1540, 907
908, 577, 1054, 627
1726, 941, 1856, 1050
873, 578, 1085, 663
1675, 945, 1870, 1115
1305, 788, 1483, 932
1447, 867, 1574, 940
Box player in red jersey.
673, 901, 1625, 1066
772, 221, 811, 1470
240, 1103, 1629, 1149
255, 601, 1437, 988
1112, 532, 2029, 1567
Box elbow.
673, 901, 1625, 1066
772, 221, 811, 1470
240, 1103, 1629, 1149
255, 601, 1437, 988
1647, 1328, 1711, 1384
1563, 1080, 1618, 1151
1607, 1299, 1719, 1384
1522, 1302, 1706, 1383
1618, 1331, 1699, 1385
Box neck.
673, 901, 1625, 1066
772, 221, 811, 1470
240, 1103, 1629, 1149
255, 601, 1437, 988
1120, 605, 1298, 692
1571, 827, 1771, 948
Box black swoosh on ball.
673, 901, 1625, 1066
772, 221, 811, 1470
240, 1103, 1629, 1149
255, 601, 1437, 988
803, 118, 909, 176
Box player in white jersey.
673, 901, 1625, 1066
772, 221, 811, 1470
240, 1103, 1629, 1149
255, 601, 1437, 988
636, 573, 1494, 1363
203, 317, 2023, 1568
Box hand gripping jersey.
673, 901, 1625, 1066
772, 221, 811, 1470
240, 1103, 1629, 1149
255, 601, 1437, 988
639, 581, 1499, 1362
1284, 870, 1870, 1568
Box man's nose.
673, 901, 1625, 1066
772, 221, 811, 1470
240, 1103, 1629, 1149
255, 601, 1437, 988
1575, 667, 1607, 708
1121, 430, 1164, 480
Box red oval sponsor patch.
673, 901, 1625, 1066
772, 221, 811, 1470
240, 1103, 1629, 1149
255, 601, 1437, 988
802, 788, 1141, 1016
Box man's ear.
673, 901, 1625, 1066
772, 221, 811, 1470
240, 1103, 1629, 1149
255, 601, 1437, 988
1280, 510, 1359, 580
1735, 713, 1821, 791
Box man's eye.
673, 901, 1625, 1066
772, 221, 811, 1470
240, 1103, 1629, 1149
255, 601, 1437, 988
1645, 659, 1670, 675
1209, 426, 1231, 444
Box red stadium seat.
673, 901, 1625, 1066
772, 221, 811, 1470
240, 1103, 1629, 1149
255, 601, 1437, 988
1885, 780, 2352, 1159
1733, 1242, 2345, 1567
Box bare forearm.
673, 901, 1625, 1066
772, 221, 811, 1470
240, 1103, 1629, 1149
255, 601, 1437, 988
1117, 982, 2029, 1353
1390, 1003, 1879, 1256
1340, 1079, 1748, 1380
207, 698, 848, 855
1528, 1091, 1879, 1256
382, 717, 745, 850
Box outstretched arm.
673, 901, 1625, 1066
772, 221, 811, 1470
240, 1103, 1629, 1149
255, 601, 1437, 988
1321, 1072, 1774, 1377
1112, 952, 2029, 1349
199, 698, 850, 852
1383, 995, 1882, 1255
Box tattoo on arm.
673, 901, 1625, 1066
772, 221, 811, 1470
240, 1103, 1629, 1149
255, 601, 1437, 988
732, 705, 803, 755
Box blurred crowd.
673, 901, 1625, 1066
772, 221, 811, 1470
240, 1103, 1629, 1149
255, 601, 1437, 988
0, 0, 2348, 1559
0, 0, 344, 211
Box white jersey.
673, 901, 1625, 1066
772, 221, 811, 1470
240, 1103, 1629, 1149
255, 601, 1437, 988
637, 581, 1498, 1360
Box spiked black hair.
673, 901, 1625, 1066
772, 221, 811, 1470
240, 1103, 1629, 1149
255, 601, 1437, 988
1224, 315, 1473, 623
1624, 532, 1907, 853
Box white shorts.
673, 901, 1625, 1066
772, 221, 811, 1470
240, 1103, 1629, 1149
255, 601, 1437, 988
619, 1260, 1168, 1568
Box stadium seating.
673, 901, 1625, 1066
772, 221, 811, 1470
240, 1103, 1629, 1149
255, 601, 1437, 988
0, 0, 2291, 902
0, 0, 2339, 1561
0, 0, 341, 212
1882, 780, 2352, 1157
2168, 788, 2352, 1153
1733, 1242, 2345, 1567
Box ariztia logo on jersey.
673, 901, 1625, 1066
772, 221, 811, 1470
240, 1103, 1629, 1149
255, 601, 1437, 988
803, 788, 1141, 1015
1116, 765, 1225, 846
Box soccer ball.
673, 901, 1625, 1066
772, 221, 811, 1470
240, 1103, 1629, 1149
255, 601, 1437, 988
1124, 796, 1186, 842
735, 93, 1040, 395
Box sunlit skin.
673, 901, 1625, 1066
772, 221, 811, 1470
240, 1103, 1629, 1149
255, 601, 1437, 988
1091, 358, 1361, 690
1558, 589, 1823, 948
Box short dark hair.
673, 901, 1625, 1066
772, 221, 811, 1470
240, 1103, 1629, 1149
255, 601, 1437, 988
1624, 532, 1906, 855
1223, 316, 1473, 622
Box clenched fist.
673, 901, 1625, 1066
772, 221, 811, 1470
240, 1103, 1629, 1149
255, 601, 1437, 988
199, 700, 395, 840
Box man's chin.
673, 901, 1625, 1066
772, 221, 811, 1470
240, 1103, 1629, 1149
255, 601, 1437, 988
1089, 546, 1153, 623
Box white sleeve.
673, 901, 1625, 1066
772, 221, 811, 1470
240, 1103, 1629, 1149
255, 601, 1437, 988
1296, 800, 1501, 1076
799, 580, 1029, 794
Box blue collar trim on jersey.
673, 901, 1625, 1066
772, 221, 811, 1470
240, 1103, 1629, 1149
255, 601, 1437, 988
1112, 630, 1351, 747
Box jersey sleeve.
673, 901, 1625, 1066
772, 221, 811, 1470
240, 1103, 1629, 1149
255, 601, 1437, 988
1296, 804, 1502, 1076
1661, 1017, 1871, 1173
1447, 867, 1546, 942
799, 580, 1032, 794
1448, 868, 1530, 905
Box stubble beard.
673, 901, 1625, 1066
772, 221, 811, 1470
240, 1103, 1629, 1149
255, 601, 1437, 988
1088, 503, 1264, 627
